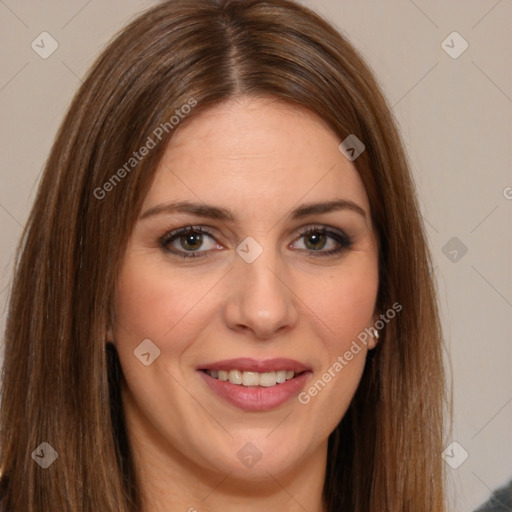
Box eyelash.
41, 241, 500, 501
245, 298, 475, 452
158, 224, 353, 260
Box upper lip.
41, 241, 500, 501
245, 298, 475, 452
198, 357, 311, 374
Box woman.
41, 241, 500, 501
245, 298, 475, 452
0, 0, 447, 510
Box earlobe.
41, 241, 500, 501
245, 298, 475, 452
368, 327, 379, 350
106, 326, 114, 344
367, 314, 380, 350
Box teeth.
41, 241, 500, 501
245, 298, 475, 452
228, 369, 243, 385
259, 372, 277, 387
276, 370, 287, 384
242, 371, 260, 386
206, 369, 297, 387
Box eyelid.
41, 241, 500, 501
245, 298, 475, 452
158, 225, 220, 258
292, 224, 350, 242
290, 224, 353, 255
158, 223, 352, 259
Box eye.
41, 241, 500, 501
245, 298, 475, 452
291, 225, 352, 256
158, 224, 353, 260
159, 226, 222, 259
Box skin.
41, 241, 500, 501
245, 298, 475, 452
112, 96, 380, 512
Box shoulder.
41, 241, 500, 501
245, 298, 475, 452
474, 480, 512, 511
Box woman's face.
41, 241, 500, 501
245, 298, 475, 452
113, 96, 379, 484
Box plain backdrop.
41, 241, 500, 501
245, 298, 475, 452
0, 1, 511, 511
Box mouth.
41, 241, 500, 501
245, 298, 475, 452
199, 368, 306, 387
197, 357, 312, 411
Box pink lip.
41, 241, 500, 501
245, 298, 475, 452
197, 357, 311, 374
198, 370, 312, 411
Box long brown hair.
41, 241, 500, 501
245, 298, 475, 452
0, 0, 447, 510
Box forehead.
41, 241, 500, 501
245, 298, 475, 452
143, 96, 370, 217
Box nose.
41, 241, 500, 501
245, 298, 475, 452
223, 246, 299, 340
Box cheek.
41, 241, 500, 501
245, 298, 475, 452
114, 252, 216, 343
114, 267, 174, 342
297, 267, 378, 426
307, 264, 379, 351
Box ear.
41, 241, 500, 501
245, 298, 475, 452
366, 314, 380, 350
106, 325, 114, 344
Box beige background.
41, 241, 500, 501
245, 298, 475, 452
0, 1, 511, 510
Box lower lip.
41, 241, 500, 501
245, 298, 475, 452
198, 370, 312, 412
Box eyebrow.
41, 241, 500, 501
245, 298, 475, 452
139, 198, 366, 222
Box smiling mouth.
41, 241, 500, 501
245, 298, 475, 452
200, 369, 307, 387
198, 364, 312, 411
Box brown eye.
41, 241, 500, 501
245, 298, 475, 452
291, 226, 352, 256
304, 232, 327, 251
179, 232, 204, 251
159, 226, 221, 259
